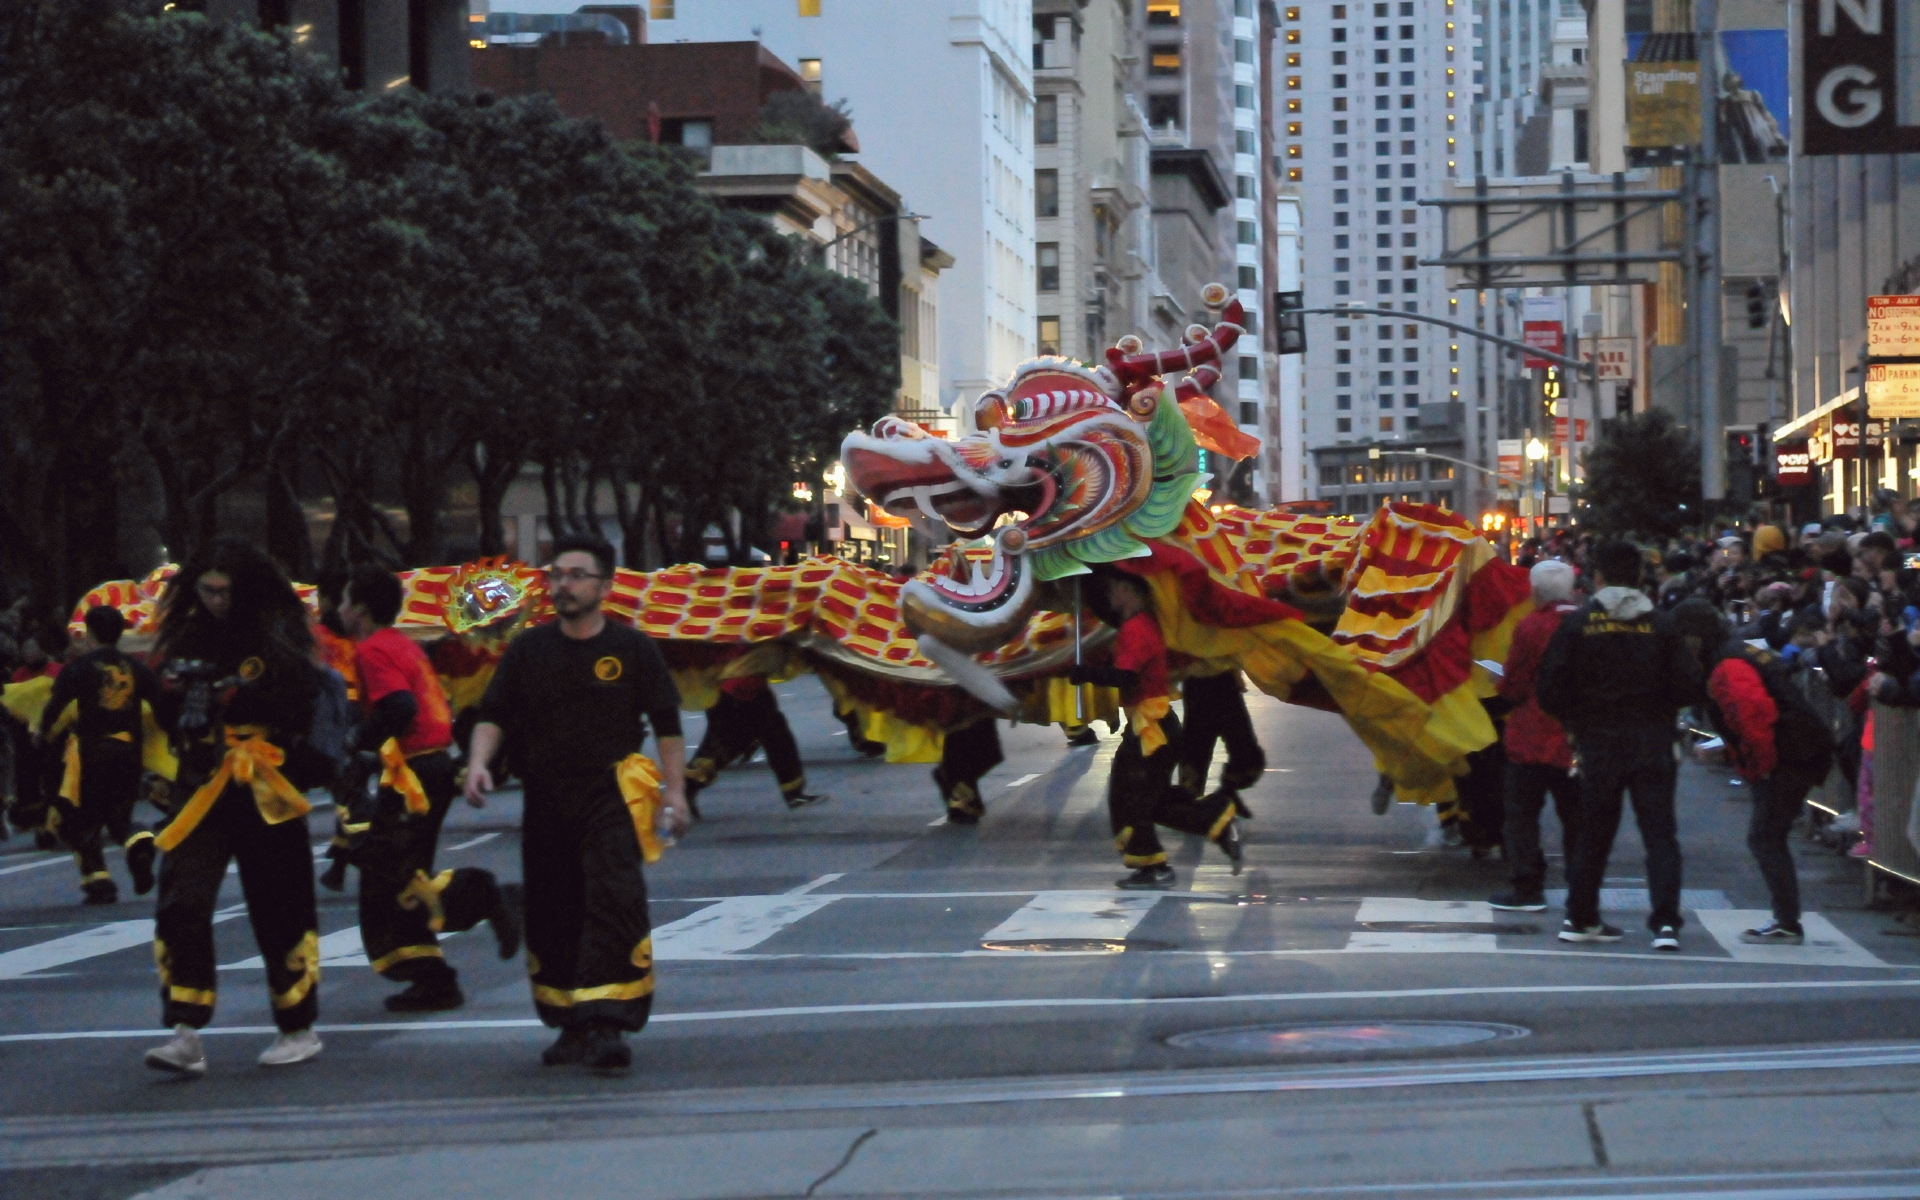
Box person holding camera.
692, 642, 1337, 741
143, 541, 326, 1077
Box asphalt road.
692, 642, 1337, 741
3, 682, 1919, 1199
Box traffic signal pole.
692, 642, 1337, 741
1696, 0, 1725, 503
1294, 306, 1599, 377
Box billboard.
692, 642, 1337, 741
1627, 30, 1788, 162
1802, 0, 1920, 155
1522, 296, 1565, 369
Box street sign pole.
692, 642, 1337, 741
1697, 0, 1726, 504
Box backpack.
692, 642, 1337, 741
282, 665, 352, 791
1727, 643, 1834, 780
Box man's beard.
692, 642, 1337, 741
552, 592, 592, 618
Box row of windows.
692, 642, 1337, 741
1321, 461, 1455, 485
1333, 210, 1421, 227
1331, 279, 1423, 296
1332, 371, 1423, 387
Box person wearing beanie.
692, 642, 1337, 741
1488, 560, 1584, 913
1752, 525, 1787, 561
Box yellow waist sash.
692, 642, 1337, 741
1127, 695, 1172, 757
614, 753, 667, 864
379, 738, 428, 815
156, 726, 310, 852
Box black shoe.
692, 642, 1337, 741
489, 889, 522, 960
127, 839, 156, 896
384, 979, 465, 1013
541, 1027, 591, 1066
1214, 820, 1244, 876
1489, 891, 1548, 912
1116, 864, 1177, 890
34, 829, 60, 851
318, 859, 348, 893
582, 1026, 631, 1071
1065, 727, 1101, 747
1233, 795, 1254, 819
1558, 920, 1624, 944
1370, 776, 1394, 815
783, 790, 831, 811
684, 789, 703, 823
82, 878, 118, 905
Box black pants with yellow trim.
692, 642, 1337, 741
355, 750, 499, 984
522, 777, 652, 1031
934, 717, 1004, 820
153, 781, 318, 1032
1176, 671, 1266, 797
1109, 712, 1233, 866
53, 739, 149, 889
686, 687, 806, 805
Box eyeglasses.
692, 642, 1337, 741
547, 569, 605, 584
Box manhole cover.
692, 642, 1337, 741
1167, 1021, 1530, 1054
979, 938, 1177, 953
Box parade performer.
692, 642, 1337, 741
37, 606, 166, 904
1176, 667, 1265, 819
931, 715, 1004, 824
312, 570, 361, 893
144, 541, 326, 1076
464, 534, 689, 1071
339, 567, 518, 1012
1071, 569, 1240, 889
684, 675, 830, 818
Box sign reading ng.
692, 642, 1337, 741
1802, 0, 1920, 155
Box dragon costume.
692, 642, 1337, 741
69, 286, 1527, 810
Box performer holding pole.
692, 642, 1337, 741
464, 534, 689, 1071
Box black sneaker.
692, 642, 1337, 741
1370, 776, 1394, 815
318, 858, 348, 893
1214, 820, 1244, 876
582, 1026, 631, 1071
541, 1027, 591, 1066
126, 839, 156, 896
489, 887, 523, 960
82, 878, 118, 906
1065, 727, 1101, 747
384, 979, 465, 1013
1116, 864, 1177, 890
1652, 925, 1681, 952
1558, 920, 1624, 944
1489, 892, 1549, 912
1739, 920, 1805, 945
783, 791, 831, 811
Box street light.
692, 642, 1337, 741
1525, 438, 1548, 461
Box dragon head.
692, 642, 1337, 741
841, 286, 1244, 662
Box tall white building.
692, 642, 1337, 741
1284, 0, 1477, 513
652, 0, 1035, 412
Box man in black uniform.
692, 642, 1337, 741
38, 606, 164, 904
1176, 667, 1266, 819
466, 533, 689, 1072
683, 674, 829, 818
1536, 539, 1699, 950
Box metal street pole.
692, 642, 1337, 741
1697, 0, 1725, 506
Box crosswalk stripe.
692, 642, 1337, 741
1693, 910, 1886, 968
1545, 888, 1733, 911
0, 853, 73, 879
1346, 931, 1500, 952
980, 892, 1159, 945
221, 926, 368, 971
1354, 897, 1495, 924
652, 894, 842, 960
0, 909, 245, 979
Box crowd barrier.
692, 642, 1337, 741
1870, 702, 1920, 895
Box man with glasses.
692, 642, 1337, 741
465, 534, 689, 1071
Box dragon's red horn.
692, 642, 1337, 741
1105, 289, 1245, 389
1172, 365, 1223, 402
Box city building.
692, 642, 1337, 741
649, 0, 1035, 419
200, 0, 475, 93
1131, 0, 1276, 502
1286, 0, 1477, 511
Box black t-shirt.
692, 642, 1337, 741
477, 620, 681, 794
40, 647, 164, 747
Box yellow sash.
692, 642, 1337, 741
156, 727, 310, 852
379, 738, 429, 815
1127, 695, 1172, 757
615, 753, 667, 864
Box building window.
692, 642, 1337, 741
1336, 371, 1352, 386
1035, 169, 1059, 218
1320, 465, 1342, 486
1239, 356, 1259, 380
1236, 129, 1256, 153
1240, 402, 1259, 424
649, 0, 674, 17
1337, 417, 1353, 433
1287, 144, 1302, 159
1333, 142, 1348, 157
1149, 46, 1182, 76
1286, 120, 1302, 137
1037, 243, 1060, 292
1333, 73, 1348, 89
1333, 211, 1348, 226
1286, 29, 1301, 44
1334, 279, 1350, 294
798, 58, 822, 95
1035, 95, 1058, 144
1237, 174, 1255, 199
1336, 394, 1352, 409
1148, 0, 1180, 25
1380, 416, 1395, 431
1402, 370, 1419, 384
1147, 93, 1182, 128
799, 0, 821, 15
1400, 162, 1414, 177
1333, 257, 1350, 272
1286, 75, 1302, 90
1238, 265, 1257, 288
1286, 52, 1302, 67
1242, 86, 1261, 111
1037, 316, 1061, 355
1237, 39, 1256, 65
1237, 220, 1256, 244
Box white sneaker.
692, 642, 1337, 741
257, 1029, 322, 1067
144, 1024, 207, 1077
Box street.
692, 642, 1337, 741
3, 683, 1919, 1199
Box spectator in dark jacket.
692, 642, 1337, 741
1488, 560, 1583, 912
1537, 540, 1700, 950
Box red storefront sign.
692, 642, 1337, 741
1774, 440, 1811, 487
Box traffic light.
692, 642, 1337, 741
1480, 511, 1507, 533
1542, 366, 1561, 415
1745, 283, 1768, 330
1726, 430, 1757, 501
1275, 290, 1306, 355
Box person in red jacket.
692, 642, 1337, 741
1489, 560, 1585, 915
1674, 599, 1834, 946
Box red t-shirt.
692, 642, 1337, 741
1110, 612, 1169, 708
354, 627, 452, 755
10, 663, 59, 684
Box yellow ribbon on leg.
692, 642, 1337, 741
156, 727, 311, 852
1126, 695, 1172, 757
378, 738, 428, 815
615, 753, 666, 863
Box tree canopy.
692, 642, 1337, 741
0, 0, 899, 621
1579, 411, 1703, 538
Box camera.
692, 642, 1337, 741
164, 660, 242, 737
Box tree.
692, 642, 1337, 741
1580, 411, 1702, 538
751, 90, 857, 158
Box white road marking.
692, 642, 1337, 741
1004, 773, 1042, 790
1546, 888, 1733, 911
0, 854, 72, 878
10, 981, 1920, 1045
786, 873, 845, 895
0, 908, 243, 980
222, 926, 368, 971
927, 816, 949, 826
650, 894, 842, 960
444, 832, 500, 853
1345, 930, 1500, 953
1354, 897, 1495, 924
980, 892, 1160, 944
1694, 910, 1885, 968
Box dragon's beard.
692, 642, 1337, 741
899, 528, 1037, 657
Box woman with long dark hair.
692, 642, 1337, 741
144, 540, 325, 1076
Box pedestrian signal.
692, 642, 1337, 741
1745, 283, 1768, 330
1275, 290, 1306, 355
